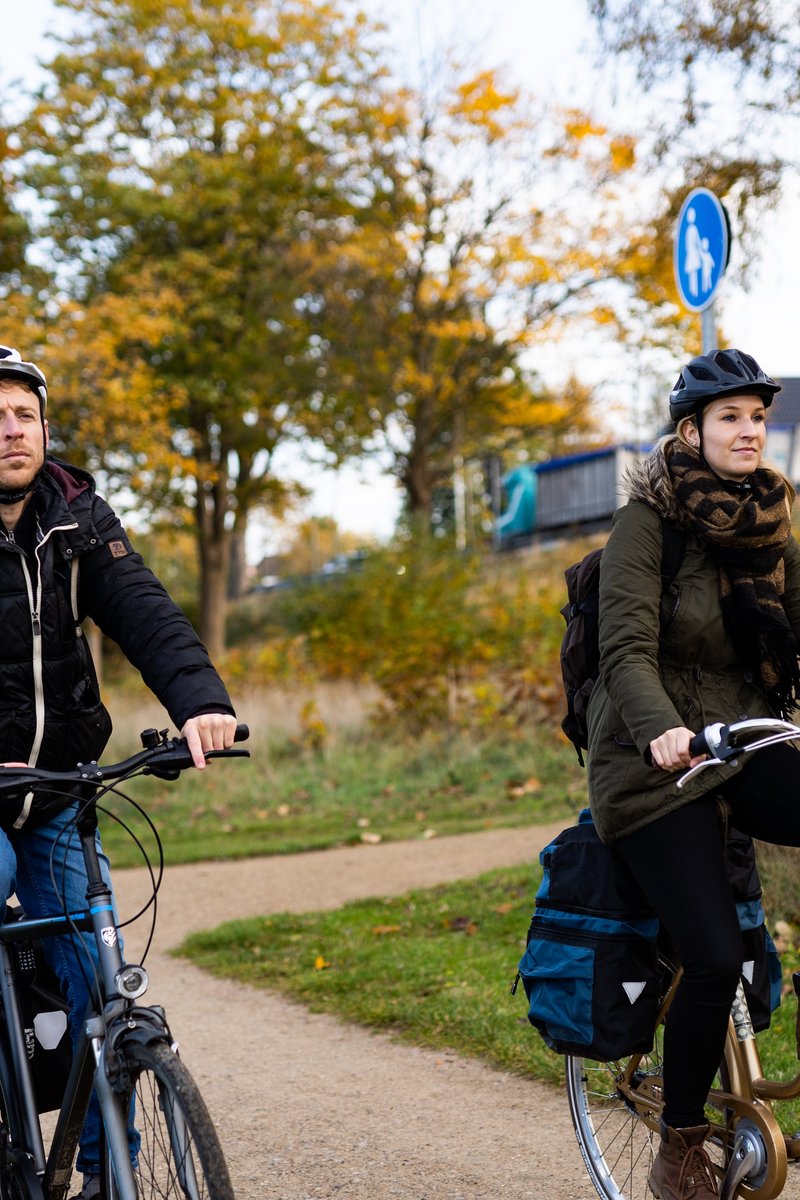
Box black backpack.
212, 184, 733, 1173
559, 518, 685, 765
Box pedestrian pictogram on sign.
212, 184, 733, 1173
674, 188, 730, 312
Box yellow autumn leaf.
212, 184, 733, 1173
563, 110, 607, 140
609, 136, 636, 172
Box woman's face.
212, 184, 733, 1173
685, 393, 767, 481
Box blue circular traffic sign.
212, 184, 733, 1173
674, 188, 730, 312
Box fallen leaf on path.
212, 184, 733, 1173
446, 916, 479, 935
506, 776, 541, 798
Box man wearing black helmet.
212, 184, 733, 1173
0, 347, 238, 1199
586, 349, 800, 1200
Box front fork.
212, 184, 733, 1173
88, 1003, 175, 1200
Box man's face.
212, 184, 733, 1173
0, 384, 48, 492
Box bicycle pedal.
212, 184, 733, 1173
784, 1134, 800, 1160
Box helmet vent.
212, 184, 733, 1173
688, 365, 718, 381
715, 350, 744, 376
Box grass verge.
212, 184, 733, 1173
96, 727, 583, 868
177, 862, 800, 1133
176, 864, 562, 1082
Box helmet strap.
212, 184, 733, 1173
0, 468, 42, 506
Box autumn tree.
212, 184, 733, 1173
21, 0, 407, 658
0, 100, 51, 342
308, 69, 696, 525
587, 1, 790, 265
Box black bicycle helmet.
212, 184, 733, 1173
669, 348, 780, 423
0, 345, 47, 413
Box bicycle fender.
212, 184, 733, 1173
105, 1006, 174, 1094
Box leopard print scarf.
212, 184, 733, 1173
667, 441, 800, 716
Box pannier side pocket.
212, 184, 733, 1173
519, 919, 660, 1061
519, 933, 595, 1047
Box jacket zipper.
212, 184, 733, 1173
21, 519, 79, 768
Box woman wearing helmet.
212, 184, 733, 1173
587, 349, 800, 1200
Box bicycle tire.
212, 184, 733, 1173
566, 1030, 664, 1200
0, 1046, 42, 1200
566, 1028, 800, 1200
99, 1040, 233, 1200
0, 1150, 43, 1200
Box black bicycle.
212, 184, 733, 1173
0, 723, 250, 1200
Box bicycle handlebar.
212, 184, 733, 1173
0, 722, 251, 794
678, 717, 800, 788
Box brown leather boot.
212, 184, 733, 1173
649, 1123, 718, 1199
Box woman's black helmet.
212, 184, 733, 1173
669, 348, 780, 423
0, 346, 47, 413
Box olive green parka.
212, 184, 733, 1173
587, 446, 800, 844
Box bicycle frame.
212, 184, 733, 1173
0, 724, 249, 1200
0, 802, 169, 1200
613, 964, 800, 1198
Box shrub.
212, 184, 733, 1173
224, 537, 592, 731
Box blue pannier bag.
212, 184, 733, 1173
515, 812, 782, 1061
725, 825, 782, 1032
516, 809, 661, 1061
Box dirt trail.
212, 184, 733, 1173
112, 820, 590, 1199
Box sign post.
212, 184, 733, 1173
673, 187, 730, 353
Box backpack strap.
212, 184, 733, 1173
659, 517, 685, 587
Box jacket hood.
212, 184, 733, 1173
44, 457, 94, 505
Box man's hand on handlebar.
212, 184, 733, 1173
180, 713, 239, 770
649, 726, 707, 773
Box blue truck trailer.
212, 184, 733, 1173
496, 445, 650, 548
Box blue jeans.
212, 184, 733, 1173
7, 802, 117, 1175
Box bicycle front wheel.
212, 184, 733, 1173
566, 1027, 664, 1200
101, 1040, 233, 1200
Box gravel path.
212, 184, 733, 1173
112, 821, 591, 1199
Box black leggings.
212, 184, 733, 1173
614, 743, 800, 1129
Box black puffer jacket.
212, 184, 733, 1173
0, 457, 234, 779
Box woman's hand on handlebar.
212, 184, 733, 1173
649, 726, 707, 773
180, 713, 239, 769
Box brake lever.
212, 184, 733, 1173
677, 728, 800, 789
676, 758, 724, 788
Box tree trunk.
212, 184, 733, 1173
196, 477, 232, 662
402, 455, 434, 517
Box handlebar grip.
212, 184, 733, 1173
234, 723, 249, 743
688, 730, 710, 758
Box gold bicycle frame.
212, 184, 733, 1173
614, 968, 800, 1200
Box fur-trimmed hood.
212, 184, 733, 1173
623, 441, 689, 528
